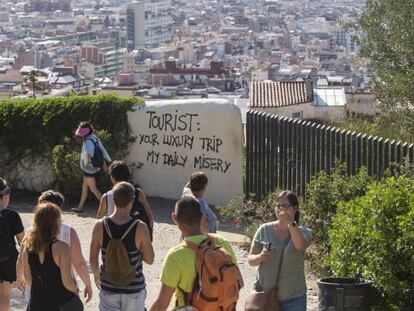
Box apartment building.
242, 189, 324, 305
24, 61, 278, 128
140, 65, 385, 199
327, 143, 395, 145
81, 44, 127, 77
127, 0, 173, 50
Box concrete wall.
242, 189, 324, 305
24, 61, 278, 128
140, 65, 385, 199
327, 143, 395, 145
0, 152, 55, 193
126, 99, 243, 205
2, 99, 243, 205
254, 102, 314, 119
253, 103, 346, 121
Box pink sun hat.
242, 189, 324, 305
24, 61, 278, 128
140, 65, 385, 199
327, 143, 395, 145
75, 126, 91, 138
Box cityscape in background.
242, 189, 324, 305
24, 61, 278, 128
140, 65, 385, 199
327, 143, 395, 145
0, 0, 375, 120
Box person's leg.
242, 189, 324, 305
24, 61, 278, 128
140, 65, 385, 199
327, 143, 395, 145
86, 176, 102, 202
0, 281, 13, 311
122, 290, 146, 311
279, 294, 306, 311
73, 176, 89, 212
99, 290, 122, 311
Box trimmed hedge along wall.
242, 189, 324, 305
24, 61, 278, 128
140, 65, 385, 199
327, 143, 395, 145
0, 94, 143, 196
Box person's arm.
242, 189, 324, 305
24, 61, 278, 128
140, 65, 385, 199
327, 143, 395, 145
16, 244, 26, 291
197, 199, 209, 233
56, 242, 78, 293
21, 244, 32, 287
70, 228, 93, 303
89, 220, 103, 290
247, 225, 270, 266
136, 222, 154, 265
288, 224, 309, 251
138, 191, 154, 230
84, 140, 94, 165
96, 194, 108, 219
16, 231, 25, 245
150, 283, 175, 311
201, 213, 209, 233
278, 212, 310, 251
248, 247, 270, 267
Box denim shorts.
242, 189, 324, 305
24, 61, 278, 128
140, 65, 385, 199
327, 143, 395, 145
82, 170, 97, 177
99, 289, 146, 311
279, 294, 306, 311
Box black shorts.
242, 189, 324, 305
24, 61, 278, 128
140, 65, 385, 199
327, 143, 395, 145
0, 251, 18, 283
82, 170, 97, 177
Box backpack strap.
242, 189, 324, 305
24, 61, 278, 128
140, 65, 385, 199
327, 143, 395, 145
103, 217, 139, 241
182, 234, 214, 252
103, 217, 113, 239
120, 219, 140, 240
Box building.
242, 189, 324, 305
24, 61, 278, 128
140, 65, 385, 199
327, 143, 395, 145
28, 0, 71, 12
127, 0, 173, 50
81, 44, 127, 77
149, 59, 235, 90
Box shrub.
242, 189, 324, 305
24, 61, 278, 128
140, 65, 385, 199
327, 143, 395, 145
217, 191, 282, 241
327, 175, 414, 310
301, 165, 373, 274
52, 130, 115, 198
244, 191, 283, 238
0, 94, 142, 195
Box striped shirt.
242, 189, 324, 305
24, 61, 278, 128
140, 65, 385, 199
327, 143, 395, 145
100, 217, 145, 294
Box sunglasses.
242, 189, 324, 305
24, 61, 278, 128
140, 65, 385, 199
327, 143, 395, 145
0, 185, 11, 197
275, 204, 291, 210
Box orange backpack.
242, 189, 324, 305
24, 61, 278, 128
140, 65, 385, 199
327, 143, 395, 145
183, 234, 244, 311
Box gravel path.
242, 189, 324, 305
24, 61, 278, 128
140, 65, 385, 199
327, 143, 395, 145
9, 194, 318, 310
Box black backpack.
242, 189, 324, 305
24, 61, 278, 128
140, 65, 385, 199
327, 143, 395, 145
0, 210, 13, 263
131, 189, 153, 241
88, 138, 104, 168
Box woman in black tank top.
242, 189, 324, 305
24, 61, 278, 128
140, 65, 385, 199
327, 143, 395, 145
27, 240, 78, 311
20, 203, 81, 311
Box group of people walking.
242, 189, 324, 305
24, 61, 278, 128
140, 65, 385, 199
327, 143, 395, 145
0, 122, 312, 311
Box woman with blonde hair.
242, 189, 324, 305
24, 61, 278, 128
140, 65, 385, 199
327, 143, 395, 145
21, 203, 83, 311
17, 190, 92, 303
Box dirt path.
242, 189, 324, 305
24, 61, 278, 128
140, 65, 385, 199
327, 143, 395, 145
9, 194, 318, 310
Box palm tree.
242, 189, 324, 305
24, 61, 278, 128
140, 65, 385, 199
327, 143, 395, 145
27, 70, 42, 99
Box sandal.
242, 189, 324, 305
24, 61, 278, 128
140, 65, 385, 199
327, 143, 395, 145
71, 207, 84, 213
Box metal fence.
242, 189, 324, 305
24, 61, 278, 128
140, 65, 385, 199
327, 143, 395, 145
246, 110, 414, 201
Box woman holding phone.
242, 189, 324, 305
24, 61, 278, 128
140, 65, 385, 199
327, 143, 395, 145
247, 190, 312, 311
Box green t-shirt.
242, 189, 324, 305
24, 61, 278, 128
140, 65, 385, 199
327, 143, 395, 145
160, 234, 237, 307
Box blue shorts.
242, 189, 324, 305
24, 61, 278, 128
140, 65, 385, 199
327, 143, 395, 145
82, 170, 97, 177
279, 294, 306, 311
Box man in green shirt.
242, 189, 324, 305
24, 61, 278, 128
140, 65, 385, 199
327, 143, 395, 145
150, 197, 237, 311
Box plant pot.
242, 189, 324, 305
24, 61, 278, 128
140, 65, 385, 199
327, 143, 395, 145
317, 278, 373, 311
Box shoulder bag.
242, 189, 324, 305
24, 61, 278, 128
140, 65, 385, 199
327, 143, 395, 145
244, 239, 289, 311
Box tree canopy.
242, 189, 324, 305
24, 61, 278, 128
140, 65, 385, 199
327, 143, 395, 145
352, 0, 414, 106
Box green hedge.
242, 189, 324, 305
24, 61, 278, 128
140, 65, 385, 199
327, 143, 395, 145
328, 175, 414, 310
0, 94, 143, 196
301, 165, 373, 274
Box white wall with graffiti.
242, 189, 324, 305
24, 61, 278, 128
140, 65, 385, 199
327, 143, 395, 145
126, 99, 243, 205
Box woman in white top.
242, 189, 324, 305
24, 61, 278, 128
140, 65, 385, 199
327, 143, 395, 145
17, 190, 92, 303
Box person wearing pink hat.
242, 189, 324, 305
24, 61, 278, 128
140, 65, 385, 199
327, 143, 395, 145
72, 122, 111, 213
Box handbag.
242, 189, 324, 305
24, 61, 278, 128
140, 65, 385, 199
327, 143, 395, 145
31, 255, 83, 311
245, 239, 289, 311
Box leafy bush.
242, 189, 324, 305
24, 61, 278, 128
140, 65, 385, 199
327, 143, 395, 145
0, 94, 142, 195
327, 175, 414, 310
301, 165, 373, 274
217, 191, 283, 241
